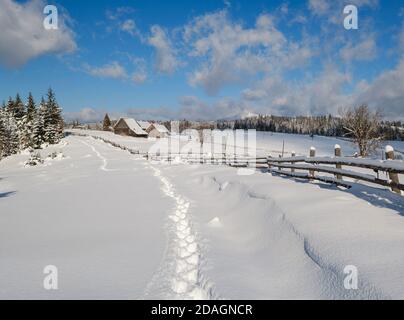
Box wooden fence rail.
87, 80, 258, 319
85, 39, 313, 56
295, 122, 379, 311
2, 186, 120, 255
148, 145, 403, 194
67, 131, 403, 195
268, 145, 403, 194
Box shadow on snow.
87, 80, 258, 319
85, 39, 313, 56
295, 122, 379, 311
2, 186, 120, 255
0, 191, 16, 199
271, 173, 404, 217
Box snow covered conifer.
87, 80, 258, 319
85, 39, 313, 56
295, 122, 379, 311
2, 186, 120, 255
12, 93, 27, 150
33, 97, 46, 149
21, 93, 37, 149
0, 101, 19, 157
13, 93, 26, 120
103, 113, 112, 131
0, 104, 6, 158
44, 88, 64, 145
5, 97, 14, 116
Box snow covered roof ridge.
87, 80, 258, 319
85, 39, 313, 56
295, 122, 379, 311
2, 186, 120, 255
138, 120, 151, 130
114, 118, 148, 135
151, 123, 169, 133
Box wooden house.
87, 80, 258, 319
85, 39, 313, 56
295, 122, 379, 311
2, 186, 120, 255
146, 123, 169, 138
137, 121, 152, 131
113, 118, 148, 137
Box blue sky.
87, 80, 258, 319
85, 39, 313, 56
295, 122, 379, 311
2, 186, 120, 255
1, 0, 404, 121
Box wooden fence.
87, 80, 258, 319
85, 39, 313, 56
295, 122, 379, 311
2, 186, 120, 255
267, 145, 403, 194
67, 131, 403, 195
148, 145, 403, 195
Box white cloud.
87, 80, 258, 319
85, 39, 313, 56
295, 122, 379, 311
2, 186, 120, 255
64, 108, 108, 123
340, 37, 377, 62
232, 65, 354, 117
84, 61, 128, 79
308, 0, 330, 15
0, 0, 76, 67
290, 14, 308, 24
354, 58, 404, 118
131, 70, 147, 84
183, 10, 314, 95
348, 0, 378, 8
177, 95, 247, 120
84, 59, 147, 84
127, 106, 176, 121
242, 89, 267, 101
234, 58, 404, 120
120, 19, 139, 37
148, 25, 179, 74
106, 6, 134, 21
308, 0, 378, 16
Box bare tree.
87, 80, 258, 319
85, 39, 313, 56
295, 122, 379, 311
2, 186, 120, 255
340, 105, 382, 157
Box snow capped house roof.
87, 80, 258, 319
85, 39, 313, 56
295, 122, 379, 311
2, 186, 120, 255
137, 121, 151, 130
151, 123, 169, 133
114, 118, 148, 136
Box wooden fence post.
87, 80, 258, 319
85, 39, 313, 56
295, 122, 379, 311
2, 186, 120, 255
335, 144, 342, 180
309, 147, 316, 177
291, 151, 295, 173
385, 145, 401, 194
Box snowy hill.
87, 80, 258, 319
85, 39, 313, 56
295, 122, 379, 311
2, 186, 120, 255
0, 133, 403, 299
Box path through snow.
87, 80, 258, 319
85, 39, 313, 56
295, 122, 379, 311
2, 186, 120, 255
143, 164, 215, 300
79, 139, 114, 172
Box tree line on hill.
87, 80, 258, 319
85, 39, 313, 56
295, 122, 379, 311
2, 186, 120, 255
216, 111, 403, 141
173, 105, 402, 157
0, 88, 64, 160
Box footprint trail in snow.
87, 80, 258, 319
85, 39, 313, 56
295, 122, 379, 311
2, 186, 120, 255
145, 165, 215, 300
79, 139, 113, 172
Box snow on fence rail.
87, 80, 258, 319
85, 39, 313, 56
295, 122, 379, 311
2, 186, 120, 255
268, 145, 403, 194
144, 146, 403, 194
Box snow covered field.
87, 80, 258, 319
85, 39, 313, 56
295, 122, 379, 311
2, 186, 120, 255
1, 133, 404, 299
68, 129, 403, 159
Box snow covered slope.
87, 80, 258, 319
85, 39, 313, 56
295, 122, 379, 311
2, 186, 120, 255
1, 134, 403, 299
0, 136, 171, 299
159, 163, 404, 299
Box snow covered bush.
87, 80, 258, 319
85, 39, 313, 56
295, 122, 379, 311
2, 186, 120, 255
24, 152, 44, 167
46, 151, 65, 161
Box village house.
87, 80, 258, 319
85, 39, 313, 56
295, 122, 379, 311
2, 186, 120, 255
113, 118, 148, 137
137, 120, 152, 131
147, 123, 170, 138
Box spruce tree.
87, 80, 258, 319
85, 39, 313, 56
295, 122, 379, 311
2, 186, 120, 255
103, 113, 112, 131
1, 101, 19, 156
33, 97, 46, 149
13, 93, 26, 120
12, 93, 27, 149
44, 88, 63, 144
5, 97, 14, 115
21, 93, 37, 149
0, 103, 6, 158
